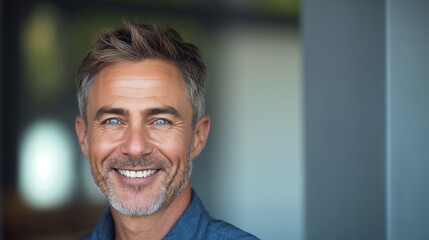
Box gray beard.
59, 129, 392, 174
91, 151, 193, 217
107, 180, 169, 216
107, 166, 191, 216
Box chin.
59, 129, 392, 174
108, 185, 168, 216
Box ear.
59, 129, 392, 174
75, 115, 89, 157
191, 115, 211, 159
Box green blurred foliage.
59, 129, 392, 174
21, 4, 66, 102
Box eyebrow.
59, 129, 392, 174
95, 107, 128, 120
94, 106, 182, 120
146, 106, 182, 119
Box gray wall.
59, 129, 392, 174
387, 0, 429, 239
193, 25, 304, 240
303, 1, 386, 239
303, 0, 429, 239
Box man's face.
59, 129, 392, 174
75, 59, 209, 216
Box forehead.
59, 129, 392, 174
91, 59, 187, 97
87, 59, 190, 113
95, 59, 183, 88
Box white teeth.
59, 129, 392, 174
118, 169, 157, 178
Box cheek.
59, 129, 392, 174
88, 129, 125, 161
151, 131, 191, 161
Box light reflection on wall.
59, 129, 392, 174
18, 120, 75, 209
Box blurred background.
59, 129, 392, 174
1, 0, 429, 240
1, 0, 301, 239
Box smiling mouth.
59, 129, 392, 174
116, 169, 158, 178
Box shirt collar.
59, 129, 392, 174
164, 189, 209, 239
90, 205, 115, 240
88, 189, 208, 240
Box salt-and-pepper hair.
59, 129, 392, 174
76, 21, 206, 126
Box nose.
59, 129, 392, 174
120, 125, 153, 158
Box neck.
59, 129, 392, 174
111, 184, 192, 240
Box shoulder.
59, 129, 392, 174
166, 189, 260, 240
204, 216, 260, 240
79, 208, 114, 240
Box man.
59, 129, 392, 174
75, 21, 259, 239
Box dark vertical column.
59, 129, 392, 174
387, 1, 429, 239
302, 1, 386, 239
1, 0, 21, 188
0, 0, 3, 238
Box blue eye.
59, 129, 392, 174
153, 119, 169, 125
104, 118, 121, 125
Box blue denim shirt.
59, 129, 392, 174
81, 190, 259, 240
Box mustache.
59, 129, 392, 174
103, 155, 170, 170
